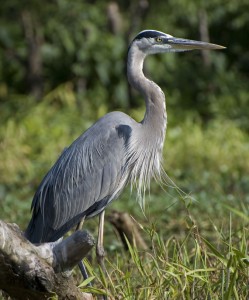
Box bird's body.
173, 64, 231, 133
26, 109, 165, 243
25, 30, 224, 249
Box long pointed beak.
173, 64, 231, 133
167, 37, 225, 51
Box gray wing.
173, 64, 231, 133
25, 112, 133, 243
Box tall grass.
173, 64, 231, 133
81, 209, 249, 299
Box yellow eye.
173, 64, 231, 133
155, 37, 163, 43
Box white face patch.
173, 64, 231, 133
133, 30, 175, 54
135, 37, 152, 50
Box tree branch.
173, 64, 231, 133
0, 220, 94, 300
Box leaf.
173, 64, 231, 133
223, 204, 249, 222
78, 276, 95, 288
201, 237, 228, 266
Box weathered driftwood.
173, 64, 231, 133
0, 220, 94, 300
108, 210, 148, 250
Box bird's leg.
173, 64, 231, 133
78, 260, 89, 281
75, 217, 90, 282
96, 210, 107, 273
76, 217, 85, 231
97, 211, 109, 300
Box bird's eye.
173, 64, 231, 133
155, 37, 163, 43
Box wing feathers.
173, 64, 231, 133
26, 113, 133, 243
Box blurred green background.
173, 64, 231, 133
0, 0, 248, 239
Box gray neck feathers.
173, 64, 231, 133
127, 43, 167, 137
126, 43, 167, 209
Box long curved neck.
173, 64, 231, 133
127, 44, 167, 132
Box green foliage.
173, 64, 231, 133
165, 116, 249, 194
0, 0, 249, 124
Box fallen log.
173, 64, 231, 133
108, 210, 148, 250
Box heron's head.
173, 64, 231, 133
131, 30, 225, 55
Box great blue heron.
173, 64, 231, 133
25, 29, 224, 273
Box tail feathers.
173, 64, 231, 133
25, 213, 54, 243
25, 211, 86, 244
